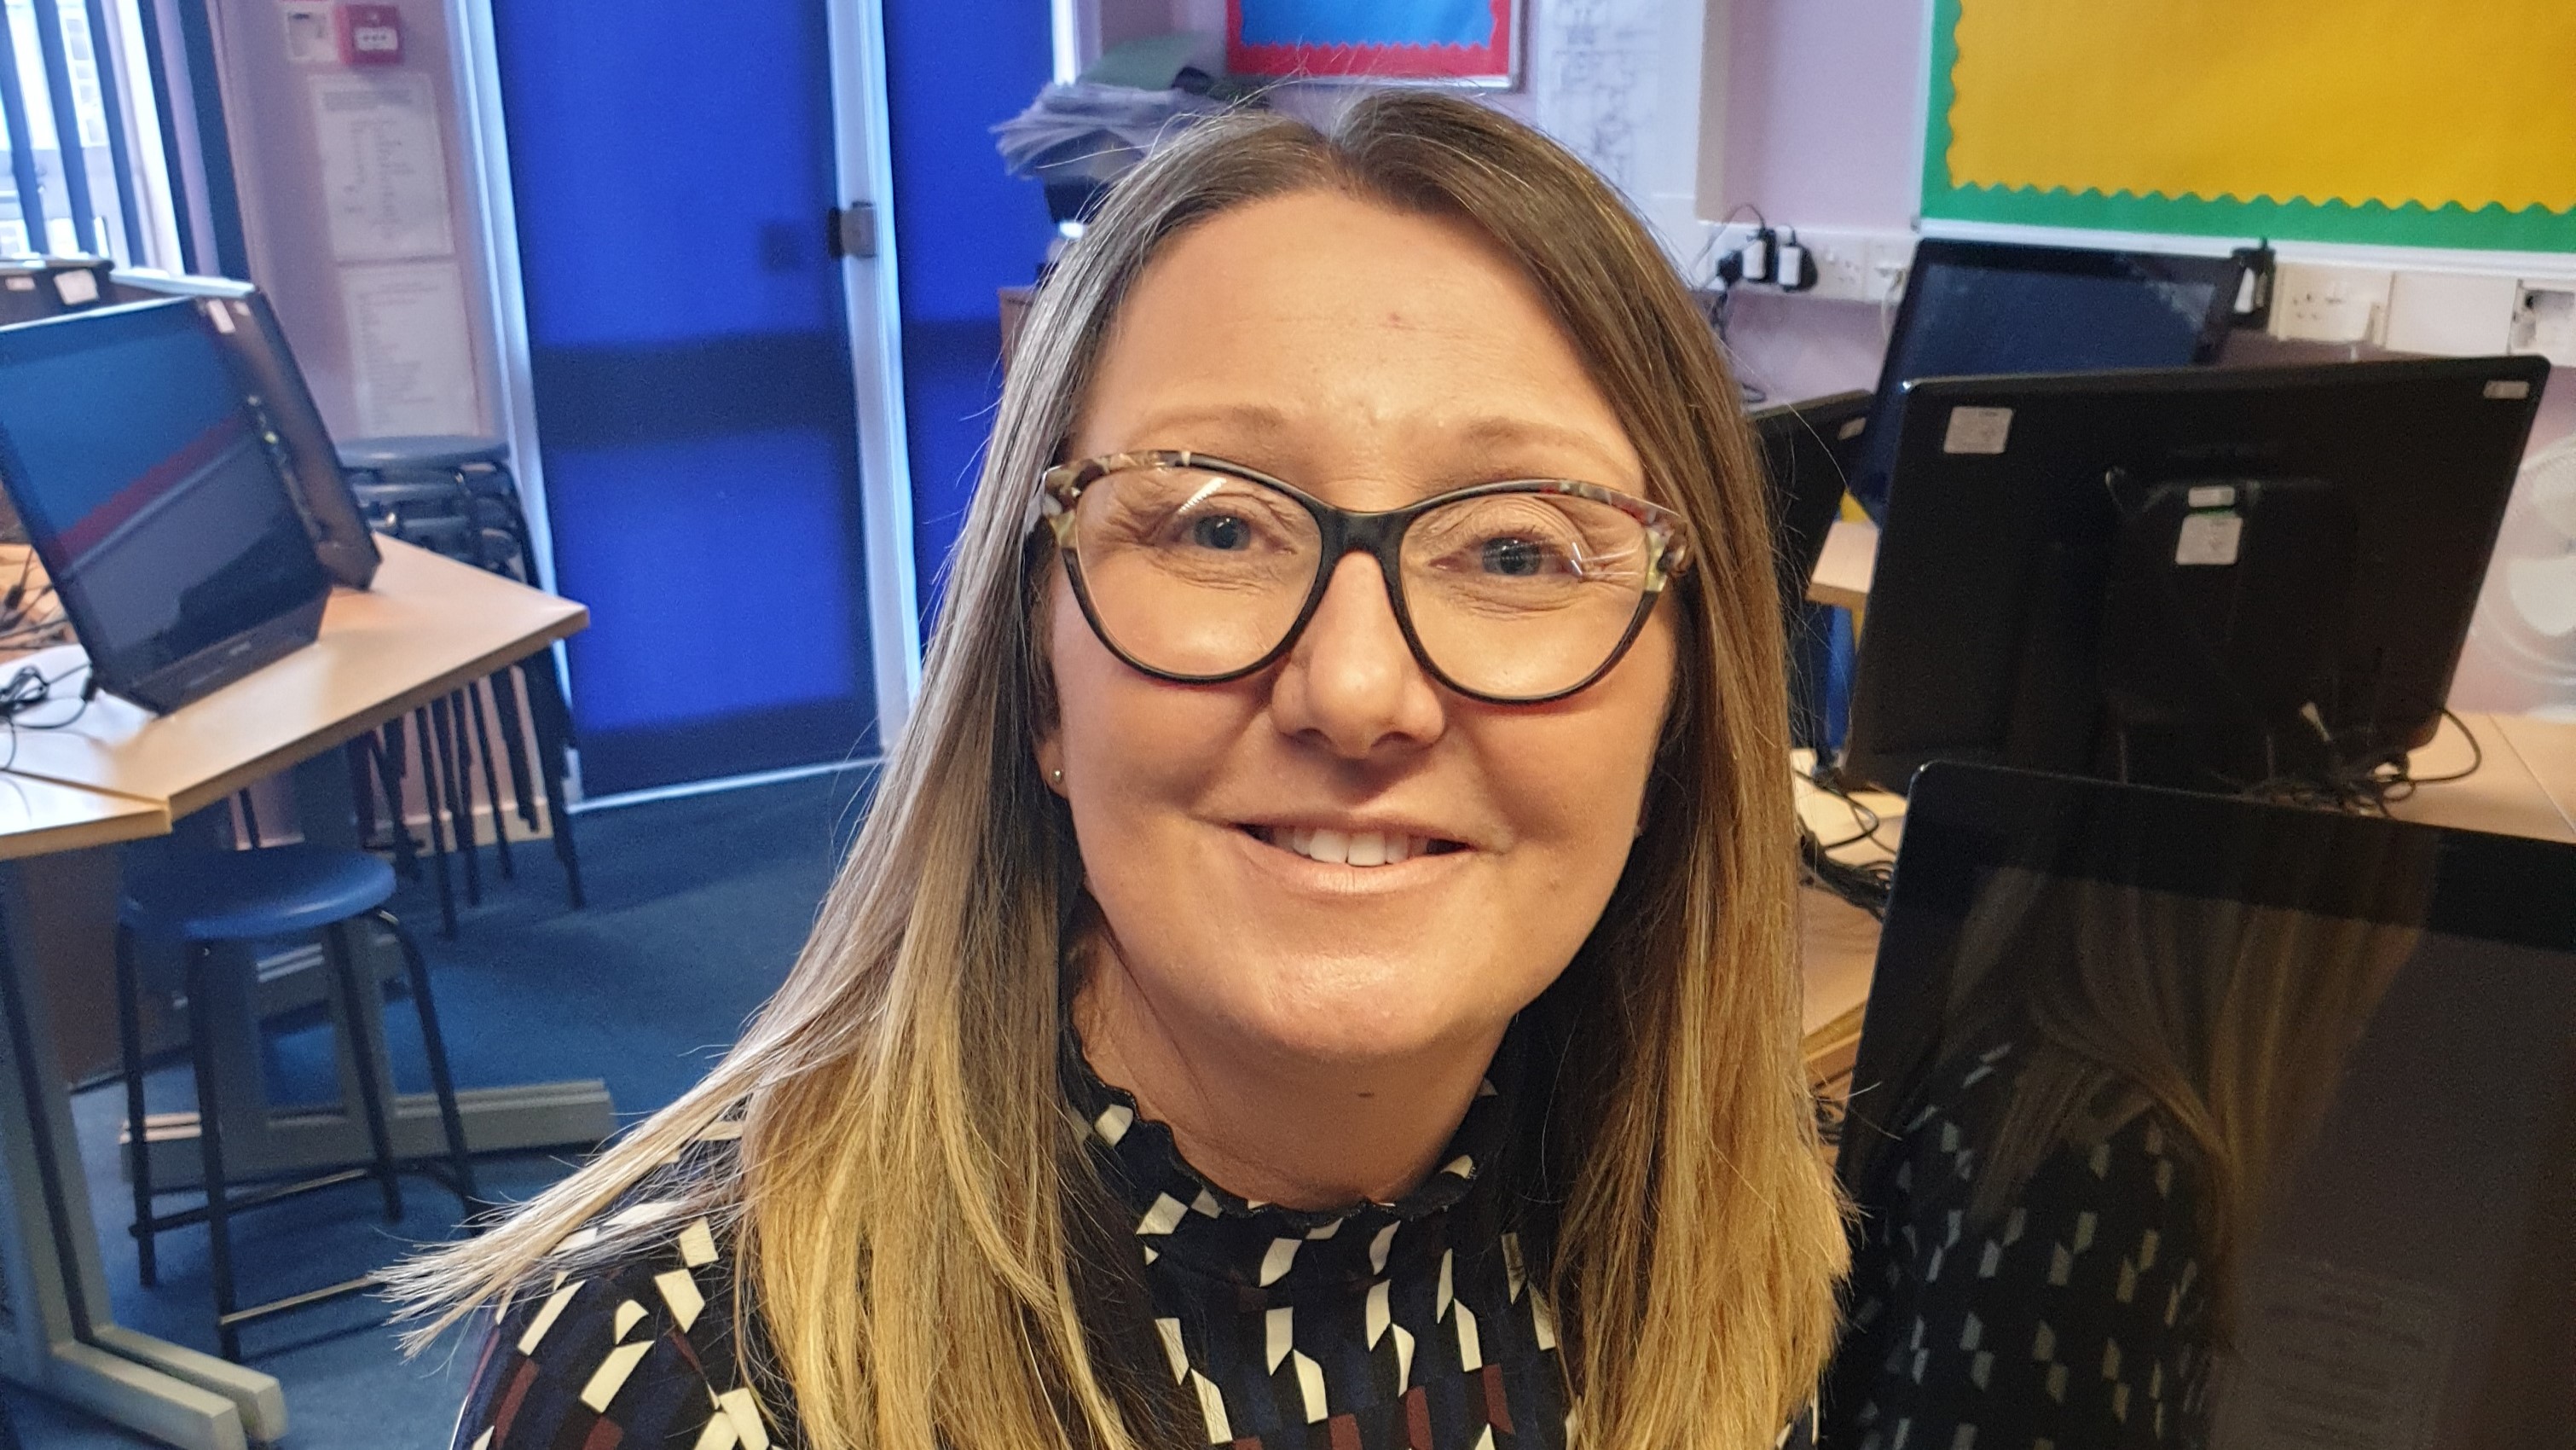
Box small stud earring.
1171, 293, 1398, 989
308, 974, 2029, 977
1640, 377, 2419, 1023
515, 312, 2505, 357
1050, 768, 1063, 785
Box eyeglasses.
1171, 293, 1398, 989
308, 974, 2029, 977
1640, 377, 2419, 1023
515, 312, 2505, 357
1033, 450, 1692, 704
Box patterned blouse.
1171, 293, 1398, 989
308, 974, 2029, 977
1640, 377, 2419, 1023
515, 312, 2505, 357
1821, 1039, 2217, 1450
448, 1035, 1575, 1450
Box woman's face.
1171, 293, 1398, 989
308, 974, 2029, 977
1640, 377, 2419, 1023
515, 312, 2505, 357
1042, 189, 1680, 1070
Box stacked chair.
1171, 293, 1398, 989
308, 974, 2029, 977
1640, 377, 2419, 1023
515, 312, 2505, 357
339, 436, 586, 935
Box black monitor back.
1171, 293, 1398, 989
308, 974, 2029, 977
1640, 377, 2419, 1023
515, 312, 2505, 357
1847, 240, 2244, 519
0, 299, 330, 712
1842, 356, 2548, 794
1832, 761, 2576, 1449
1750, 389, 1869, 617
109, 271, 379, 589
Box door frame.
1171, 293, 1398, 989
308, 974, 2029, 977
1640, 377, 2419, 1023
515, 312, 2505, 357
441, 0, 925, 786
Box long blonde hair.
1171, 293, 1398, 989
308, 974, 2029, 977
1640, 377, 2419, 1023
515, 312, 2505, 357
1931, 847, 2429, 1318
391, 90, 1845, 1450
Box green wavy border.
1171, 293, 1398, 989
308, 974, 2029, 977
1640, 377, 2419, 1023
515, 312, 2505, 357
1922, 0, 2576, 253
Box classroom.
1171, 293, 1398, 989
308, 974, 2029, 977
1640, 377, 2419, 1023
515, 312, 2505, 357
0, 0, 2567, 1446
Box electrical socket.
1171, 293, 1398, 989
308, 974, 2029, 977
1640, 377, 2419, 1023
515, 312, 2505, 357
2510, 282, 2576, 367
2268, 263, 2392, 344
1728, 225, 1914, 304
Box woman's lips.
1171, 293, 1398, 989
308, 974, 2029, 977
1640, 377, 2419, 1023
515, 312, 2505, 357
1240, 823, 1467, 867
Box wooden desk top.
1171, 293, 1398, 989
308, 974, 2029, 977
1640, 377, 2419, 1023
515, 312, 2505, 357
1805, 518, 1877, 613
0, 774, 168, 861
0, 538, 586, 818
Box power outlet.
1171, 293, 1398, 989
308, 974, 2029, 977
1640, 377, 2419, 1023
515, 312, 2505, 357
2510, 282, 2576, 366
2268, 264, 2392, 345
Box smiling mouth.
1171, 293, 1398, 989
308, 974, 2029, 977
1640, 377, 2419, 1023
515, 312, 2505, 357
1241, 824, 1467, 867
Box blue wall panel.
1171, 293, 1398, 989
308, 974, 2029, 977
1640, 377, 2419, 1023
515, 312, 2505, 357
883, 0, 1056, 625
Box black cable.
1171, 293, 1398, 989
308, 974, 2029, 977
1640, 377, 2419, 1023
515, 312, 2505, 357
0, 661, 95, 774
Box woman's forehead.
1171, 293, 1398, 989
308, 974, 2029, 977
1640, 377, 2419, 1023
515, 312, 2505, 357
1072, 192, 1644, 491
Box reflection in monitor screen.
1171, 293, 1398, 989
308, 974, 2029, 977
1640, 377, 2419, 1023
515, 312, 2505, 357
1828, 864, 2576, 1449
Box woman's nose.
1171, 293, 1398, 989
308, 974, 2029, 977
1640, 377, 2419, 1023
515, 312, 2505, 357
1267, 553, 1447, 757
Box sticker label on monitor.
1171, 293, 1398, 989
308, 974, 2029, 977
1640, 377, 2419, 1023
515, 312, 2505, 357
3, 276, 32, 292
50, 270, 96, 305
1838, 416, 1867, 441
2484, 379, 2531, 400
2176, 511, 2243, 566
201, 299, 236, 334
1942, 406, 2013, 455
2186, 484, 2237, 509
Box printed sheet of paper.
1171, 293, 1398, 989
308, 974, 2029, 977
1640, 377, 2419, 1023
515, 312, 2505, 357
311, 71, 455, 262
2214, 1256, 2457, 1450
1944, 0, 2576, 213
342, 261, 481, 436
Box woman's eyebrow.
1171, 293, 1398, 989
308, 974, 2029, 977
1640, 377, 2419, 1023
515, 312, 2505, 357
1121, 402, 1297, 446
1448, 416, 1636, 479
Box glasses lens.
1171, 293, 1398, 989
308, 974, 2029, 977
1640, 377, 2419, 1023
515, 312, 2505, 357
1403, 490, 1658, 699
1068, 462, 1322, 678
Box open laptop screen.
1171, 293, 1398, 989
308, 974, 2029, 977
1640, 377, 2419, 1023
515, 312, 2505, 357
1828, 763, 2576, 1449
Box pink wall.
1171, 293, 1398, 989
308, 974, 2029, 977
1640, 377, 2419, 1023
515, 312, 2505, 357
1715, 0, 1922, 229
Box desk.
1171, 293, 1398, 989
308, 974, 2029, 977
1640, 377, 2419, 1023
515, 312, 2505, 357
1804, 517, 1877, 613
0, 537, 620, 1447
1793, 712, 2576, 1088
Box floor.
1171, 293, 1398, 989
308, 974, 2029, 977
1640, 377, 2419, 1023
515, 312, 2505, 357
9, 766, 869, 1447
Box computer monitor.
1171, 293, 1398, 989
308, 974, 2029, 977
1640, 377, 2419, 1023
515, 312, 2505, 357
1846, 240, 2245, 519
0, 299, 331, 713
1841, 356, 2548, 795
1751, 389, 1869, 617
110, 270, 379, 588
1828, 762, 2576, 1449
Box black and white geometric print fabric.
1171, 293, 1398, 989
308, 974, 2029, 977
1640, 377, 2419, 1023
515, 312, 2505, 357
1068, 1030, 1573, 1450
449, 1119, 787, 1450
1823, 1040, 2217, 1450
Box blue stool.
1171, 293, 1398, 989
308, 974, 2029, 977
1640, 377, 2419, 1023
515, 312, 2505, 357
113, 844, 478, 1360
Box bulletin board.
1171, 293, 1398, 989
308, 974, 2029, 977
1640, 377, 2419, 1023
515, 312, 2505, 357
1226, 0, 1519, 85
1922, 0, 2576, 252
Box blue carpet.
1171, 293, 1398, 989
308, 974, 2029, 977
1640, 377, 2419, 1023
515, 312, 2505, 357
11, 766, 871, 1447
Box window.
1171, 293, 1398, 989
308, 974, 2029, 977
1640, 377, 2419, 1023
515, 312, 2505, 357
0, 0, 182, 265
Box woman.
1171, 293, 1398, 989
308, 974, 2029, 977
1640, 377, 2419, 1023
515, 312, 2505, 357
399, 90, 1845, 1450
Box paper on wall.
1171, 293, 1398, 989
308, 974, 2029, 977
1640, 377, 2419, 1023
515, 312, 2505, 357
311, 71, 454, 262
342, 260, 482, 437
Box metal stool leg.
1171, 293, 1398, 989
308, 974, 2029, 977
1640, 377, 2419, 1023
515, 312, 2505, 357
233, 792, 261, 849
113, 926, 157, 1288
431, 695, 482, 907
413, 707, 458, 937
376, 911, 478, 1214
518, 651, 585, 908
466, 682, 515, 880
182, 945, 241, 1361
487, 666, 540, 833
322, 922, 404, 1224
362, 732, 421, 880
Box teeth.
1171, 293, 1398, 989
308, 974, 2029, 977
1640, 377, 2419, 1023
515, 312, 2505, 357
1266, 827, 1438, 867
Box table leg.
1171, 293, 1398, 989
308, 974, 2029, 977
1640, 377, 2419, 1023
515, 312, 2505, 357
0, 862, 283, 1448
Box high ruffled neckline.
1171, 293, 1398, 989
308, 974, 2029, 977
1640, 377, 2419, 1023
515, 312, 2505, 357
1063, 1028, 1522, 1300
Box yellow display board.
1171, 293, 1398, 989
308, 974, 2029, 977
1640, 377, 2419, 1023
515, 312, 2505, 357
1925, 0, 2576, 250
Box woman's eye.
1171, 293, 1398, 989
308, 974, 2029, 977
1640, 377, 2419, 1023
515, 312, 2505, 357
1189, 514, 1253, 550
1480, 536, 1556, 577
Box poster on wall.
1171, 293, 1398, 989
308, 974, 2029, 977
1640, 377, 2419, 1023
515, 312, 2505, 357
1922, 0, 2576, 251
311, 71, 455, 262
1226, 0, 1520, 86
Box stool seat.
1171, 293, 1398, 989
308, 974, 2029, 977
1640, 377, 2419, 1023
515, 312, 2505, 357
337, 435, 510, 473
120, 844, 396, 942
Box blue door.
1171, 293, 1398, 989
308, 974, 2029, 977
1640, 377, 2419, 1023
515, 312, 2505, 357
488, 0, 887, 796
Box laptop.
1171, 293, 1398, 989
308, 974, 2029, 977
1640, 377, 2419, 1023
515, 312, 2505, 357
1826, 762, 2576, 1448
